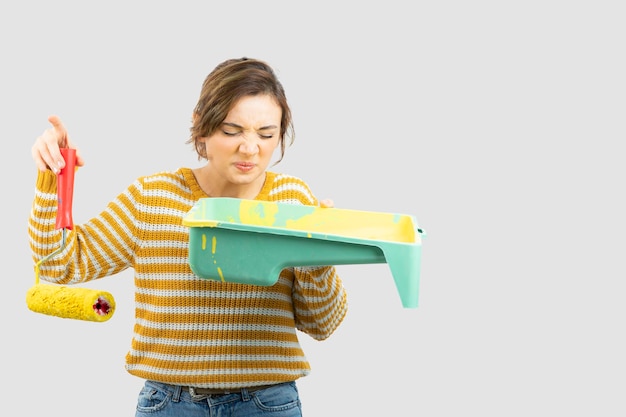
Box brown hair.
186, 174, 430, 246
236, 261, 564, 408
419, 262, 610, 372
187, 58, 294, 164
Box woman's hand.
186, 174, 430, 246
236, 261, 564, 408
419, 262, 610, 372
319, 199, 334, 208
32, 115, 84, 173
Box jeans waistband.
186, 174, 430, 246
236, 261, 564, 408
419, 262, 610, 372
185, 383, 279, 396
146, 380, 286, 398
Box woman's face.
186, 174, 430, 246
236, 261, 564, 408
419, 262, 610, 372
200, 94, 281, 188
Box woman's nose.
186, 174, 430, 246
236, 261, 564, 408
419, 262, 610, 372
238, 134, 259, 155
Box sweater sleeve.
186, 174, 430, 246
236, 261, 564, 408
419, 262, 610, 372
291, 265, 348, 340
28, 169, 138, 285
264, 172, 349, 340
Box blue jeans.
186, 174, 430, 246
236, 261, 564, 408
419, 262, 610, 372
135, 380, 302, 417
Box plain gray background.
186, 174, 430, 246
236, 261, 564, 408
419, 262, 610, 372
3, 1, 624, 416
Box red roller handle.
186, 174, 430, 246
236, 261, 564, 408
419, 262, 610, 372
55, 148, 76, 230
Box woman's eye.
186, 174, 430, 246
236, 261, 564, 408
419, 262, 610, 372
221, 130, 274, 139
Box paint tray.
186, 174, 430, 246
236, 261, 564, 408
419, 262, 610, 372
182, 198, 425, 308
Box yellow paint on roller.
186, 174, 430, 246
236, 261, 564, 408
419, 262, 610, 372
217, 267, 225, 282
201, 234, 207, 250
26, 284, 115, 322
212, 236, 217, 254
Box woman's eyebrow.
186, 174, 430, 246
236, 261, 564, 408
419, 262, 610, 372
222, 122, 278, 131
222, 122, 242, 129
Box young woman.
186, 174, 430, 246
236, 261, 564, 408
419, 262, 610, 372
29, 57, 348, 417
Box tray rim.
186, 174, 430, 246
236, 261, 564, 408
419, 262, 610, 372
182, 197, 422, 245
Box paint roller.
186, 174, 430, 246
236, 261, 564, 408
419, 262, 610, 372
26, 148, 116, 322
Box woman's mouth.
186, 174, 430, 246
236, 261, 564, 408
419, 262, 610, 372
234, 162, 255, 172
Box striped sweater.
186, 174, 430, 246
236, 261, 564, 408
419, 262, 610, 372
29, 167, 348, 388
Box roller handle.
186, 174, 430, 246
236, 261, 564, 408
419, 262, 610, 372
55, 148, 76, 230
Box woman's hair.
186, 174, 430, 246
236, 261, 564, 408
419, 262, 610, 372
188, 57, 294, 164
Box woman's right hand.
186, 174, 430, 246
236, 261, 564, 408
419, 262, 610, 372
32, 115, 84, 173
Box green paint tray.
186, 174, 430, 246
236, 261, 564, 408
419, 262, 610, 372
182, 198, 425, 308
